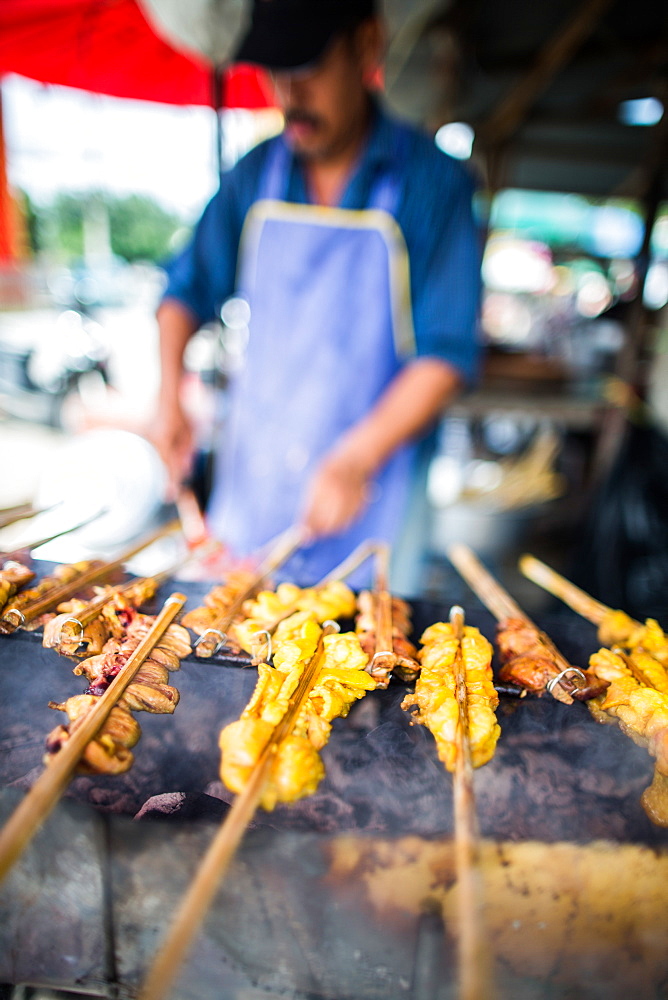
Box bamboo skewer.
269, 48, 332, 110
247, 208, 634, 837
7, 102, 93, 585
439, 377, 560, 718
448, 543, 583, 705
194, 524, 307, 657
0, 502, 61, 531
449, 544, 526, 624
518, 553, 637, 628
44, 535, 220, 649
370, 541, 398, 681
44, 566, 177, 650
519, 556, 667, 691
1, 508, 107, 558
0, 518, 181, 635
140, 620, 340, 1000
0, 592, 187, 883
449, 605, 490, 1000
318, 537, 379, 584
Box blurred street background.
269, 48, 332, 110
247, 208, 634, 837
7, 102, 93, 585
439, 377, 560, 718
1, 37, 668, 610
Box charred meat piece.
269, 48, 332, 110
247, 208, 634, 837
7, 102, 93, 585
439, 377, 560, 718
0, 561, 35, 615
355, 590, 420, 687
44, 695, 141, 776
496, 618, 607, 703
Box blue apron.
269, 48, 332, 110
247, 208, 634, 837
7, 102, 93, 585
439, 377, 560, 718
207, 136, 417, 586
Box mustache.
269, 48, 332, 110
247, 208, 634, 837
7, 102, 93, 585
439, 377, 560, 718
284, 109, 322, 129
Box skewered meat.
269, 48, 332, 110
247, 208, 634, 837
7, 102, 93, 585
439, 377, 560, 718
41, 584, 136, 655
496, 618, 607, 703
45, 695, 141, 776
354, 589, 420, 687
0, 559, 104, 633
181, 569, 258, 635
0, 561, 35, 615
231, 579, 356, 658
239, 582, 304, 625
597, 612, 668, 667
146, 645, 181, 672
219, 619, 374, 809
44, 607, 191, 775
595, 612, 668, 702
588, 649, 668, 771
43, 597, 109, 656
72, 612, 189, 705
587, 647, 668, 826
119, 682, 180, 714
402, 621, 500, 770
243, 579, 356, 626
621, 649, 668, 694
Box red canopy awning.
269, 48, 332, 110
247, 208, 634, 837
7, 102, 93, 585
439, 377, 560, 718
0, 0, 277, 266
0, 0, 275, 109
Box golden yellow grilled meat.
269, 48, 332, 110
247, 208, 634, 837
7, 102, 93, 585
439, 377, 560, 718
588, 647, 668, 826
180, 569, 258, 635
219, 619, 374, 810
230, 579, 356, 656
598, 612, 668, 669
588, 648, 668, 774
402, 621, 500, 771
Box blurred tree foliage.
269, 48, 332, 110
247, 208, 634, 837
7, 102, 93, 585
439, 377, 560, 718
21, 189, 186, 264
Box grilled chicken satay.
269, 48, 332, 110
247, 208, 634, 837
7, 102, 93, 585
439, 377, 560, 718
219, 618, 374, 810
72, 611, 188, 708
231, 579, 356, 657
597, 612, 668, 671
44, 610, 191, 775
496, 617, 606, 703
519, 556, 668, 677
181, 569, 259, 637
45, 695, 140, 775
587, 647, 668, 826
43, 596, 110, 657
0, 559, 105, 632
402, 621, 500, 770
0, 561, 35, 616
43, 574, 169, 657
519, 555, 668, 668
354, 589, 420, 687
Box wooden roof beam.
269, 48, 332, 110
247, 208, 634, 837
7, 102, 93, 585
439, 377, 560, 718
479, 0, 617, 148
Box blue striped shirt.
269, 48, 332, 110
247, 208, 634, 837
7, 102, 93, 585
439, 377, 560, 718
163, 102, 483, 384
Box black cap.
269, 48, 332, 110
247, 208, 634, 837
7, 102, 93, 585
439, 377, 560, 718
234, 0, 377, 71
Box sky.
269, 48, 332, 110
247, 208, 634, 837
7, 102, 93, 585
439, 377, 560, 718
2, 73, 268, 220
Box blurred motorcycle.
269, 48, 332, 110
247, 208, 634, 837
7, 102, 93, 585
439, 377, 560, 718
0, 303, 110, 428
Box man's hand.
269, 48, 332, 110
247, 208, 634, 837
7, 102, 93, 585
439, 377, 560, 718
300, 444, 374, 539
151, 398, 195, 501
153, 299, 200, 500
300, 357, 462, 540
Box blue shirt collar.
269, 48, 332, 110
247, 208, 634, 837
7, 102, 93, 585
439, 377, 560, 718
282, 99, 400, 208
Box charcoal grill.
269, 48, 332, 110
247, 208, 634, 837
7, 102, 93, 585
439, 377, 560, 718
0, 565, 667, 999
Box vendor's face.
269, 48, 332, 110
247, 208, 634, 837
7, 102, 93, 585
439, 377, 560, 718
271, 20, 382, 163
